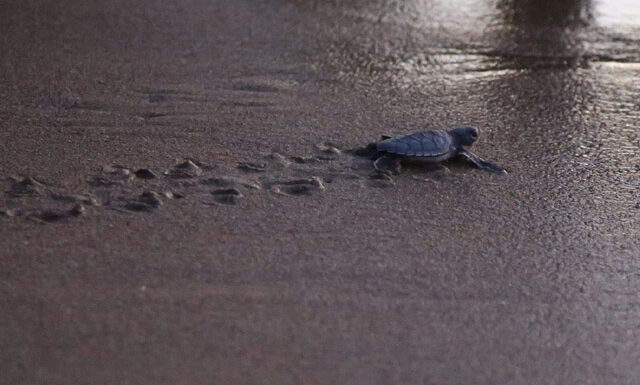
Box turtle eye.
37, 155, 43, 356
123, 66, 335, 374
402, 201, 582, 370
470, 130, 478, 138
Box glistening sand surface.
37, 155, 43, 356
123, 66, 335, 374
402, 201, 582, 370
1, 0, 639, 384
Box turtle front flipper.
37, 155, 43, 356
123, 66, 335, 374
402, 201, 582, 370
457, 149, 507, 174
374, 155, 402, 175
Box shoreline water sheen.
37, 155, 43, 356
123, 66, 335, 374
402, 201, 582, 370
1, 0, 639, 384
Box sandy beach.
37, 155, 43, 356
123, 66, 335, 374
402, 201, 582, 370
1, 0, 640, 384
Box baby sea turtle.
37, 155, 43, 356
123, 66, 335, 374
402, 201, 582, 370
373, 126, 506, 174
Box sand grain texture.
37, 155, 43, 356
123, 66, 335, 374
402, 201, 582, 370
1, 0, 640, 384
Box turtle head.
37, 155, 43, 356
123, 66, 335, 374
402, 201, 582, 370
449, 126, 479, 147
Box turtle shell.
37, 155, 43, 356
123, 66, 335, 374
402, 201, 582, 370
376, 130, 453, 157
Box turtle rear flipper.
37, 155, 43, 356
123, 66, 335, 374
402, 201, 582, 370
349, 142, 380, 158
374, 155, 402, 175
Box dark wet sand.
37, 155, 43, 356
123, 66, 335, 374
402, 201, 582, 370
1, 0, 640, 384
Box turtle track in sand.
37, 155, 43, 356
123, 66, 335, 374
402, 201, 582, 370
0, 141, 472, 224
